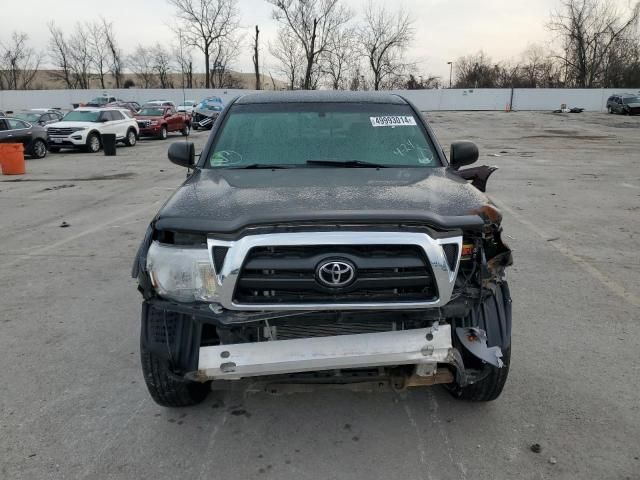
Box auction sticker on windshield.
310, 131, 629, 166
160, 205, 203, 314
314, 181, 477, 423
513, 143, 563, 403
370, 116, 417, 127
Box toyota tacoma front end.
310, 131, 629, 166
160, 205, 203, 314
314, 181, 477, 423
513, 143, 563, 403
132, 92, 513, 407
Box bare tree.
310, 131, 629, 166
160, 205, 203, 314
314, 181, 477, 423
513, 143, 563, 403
88, 22, 109, 89
47, 22, 75, 88
359, 2, 415, 90
0, 32, 42, 90
168, 0, 240, 89
209, 35, 242, 88
101, 18, 124, 88
453, 51, 498, 88
406, 74, 441, 89
548, 0, 640, 87
269, 27, 305, 89
253, 25, 261, 90
602, 34, 640, 86
68, 24, 93, 89
322, 25, 358, 90
152, 44, 174, 88
268, 0, 352, 90
174, 32, 194, 89
129, 45, 156, 88
520, 44, 563, 87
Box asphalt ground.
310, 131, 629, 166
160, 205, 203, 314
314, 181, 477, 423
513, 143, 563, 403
1, 112, 639, 480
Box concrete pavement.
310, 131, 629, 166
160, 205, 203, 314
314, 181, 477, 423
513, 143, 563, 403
1, 113, 638, 480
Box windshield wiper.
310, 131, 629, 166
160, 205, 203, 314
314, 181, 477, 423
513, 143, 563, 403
306, 160, 388, 168
228, 164, 291, 170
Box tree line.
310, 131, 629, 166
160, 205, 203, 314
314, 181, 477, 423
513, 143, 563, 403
454, 0, 640, 89
0, 0, 639, 91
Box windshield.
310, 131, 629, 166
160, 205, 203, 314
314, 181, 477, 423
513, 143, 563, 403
138, 108, 164, 116
208, 103, 439, 168
63, 111, 101, 122
89, 97, 108, 104
623, 96, 640, 104
15, 113, 40, 122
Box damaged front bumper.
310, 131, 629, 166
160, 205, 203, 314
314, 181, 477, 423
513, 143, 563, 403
196, 324, 453, 380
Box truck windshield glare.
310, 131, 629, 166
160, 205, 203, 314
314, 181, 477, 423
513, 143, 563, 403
209, 104, 439, 168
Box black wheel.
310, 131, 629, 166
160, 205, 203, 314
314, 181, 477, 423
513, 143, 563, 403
446, 282, 512, 402
141, 345, 210, 408
607, 106, 613, 114
181, 124, 191, 136
124, 129, 137, 147
30, 139, 47, 158
48, 146, 61, 153
448, 347, 511, 402
86, 133, 101, 153
158, 126, 168, 140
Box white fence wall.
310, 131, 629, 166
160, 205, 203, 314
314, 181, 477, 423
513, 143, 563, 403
396, 89, 514, 111
2, 87, 640, 113
0, 88, 250, 112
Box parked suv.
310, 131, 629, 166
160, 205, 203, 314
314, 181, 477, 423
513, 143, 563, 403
135, 105, 191, 139
85, 96, 122, 107
47, 108, 139, 153
606, 94, 640, 115
133, 92, 513, 408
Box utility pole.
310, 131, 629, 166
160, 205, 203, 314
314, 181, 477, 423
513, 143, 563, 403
447, 61, 453, 88
252, 25, 261, 90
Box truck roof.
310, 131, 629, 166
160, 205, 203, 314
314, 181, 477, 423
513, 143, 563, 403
235, 91, 408, 105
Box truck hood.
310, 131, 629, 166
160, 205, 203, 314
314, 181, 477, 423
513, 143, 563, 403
47, 121, 99, 128
154, 167, 491, 233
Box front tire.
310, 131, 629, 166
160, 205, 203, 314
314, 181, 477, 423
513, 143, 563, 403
181, 124, 190, 136
158, 126, 168, 140
141, 346, 210, 408
86, 133, 101, 153
447, 282, 512, 402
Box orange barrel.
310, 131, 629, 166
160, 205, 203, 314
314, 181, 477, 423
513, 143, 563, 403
0, 143, 26, 175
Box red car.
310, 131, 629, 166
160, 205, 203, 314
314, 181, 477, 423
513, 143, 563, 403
135, 106, 191, 139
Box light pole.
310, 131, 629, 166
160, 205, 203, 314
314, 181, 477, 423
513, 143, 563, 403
447, 62, 453, 88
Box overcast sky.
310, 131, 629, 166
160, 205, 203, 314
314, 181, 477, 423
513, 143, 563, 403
0, 0, 635, 81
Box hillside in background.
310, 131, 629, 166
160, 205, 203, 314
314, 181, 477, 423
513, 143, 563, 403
3, 69, 287, 91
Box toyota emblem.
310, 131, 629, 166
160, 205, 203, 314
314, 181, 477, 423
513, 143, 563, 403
316, 260, 356, 288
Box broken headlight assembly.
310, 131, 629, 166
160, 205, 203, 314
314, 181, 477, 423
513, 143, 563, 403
146, 241, 217, 302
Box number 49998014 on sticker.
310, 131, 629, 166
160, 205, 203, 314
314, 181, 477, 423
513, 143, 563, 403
370, 116, 417, 127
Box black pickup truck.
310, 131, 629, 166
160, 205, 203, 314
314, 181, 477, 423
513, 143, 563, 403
133, 92, 513, 407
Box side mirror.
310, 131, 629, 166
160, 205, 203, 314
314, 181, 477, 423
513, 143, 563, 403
168, 142, 195, 168
449, 141, 479, 170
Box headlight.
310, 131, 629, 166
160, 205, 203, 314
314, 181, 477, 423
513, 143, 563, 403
150, 120, 159, 125
70, 127, 87, 132
146, 242, 217, 302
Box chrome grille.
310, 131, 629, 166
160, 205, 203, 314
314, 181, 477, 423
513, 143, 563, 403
47, 127, 74, 136
234, 245, 437, 305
